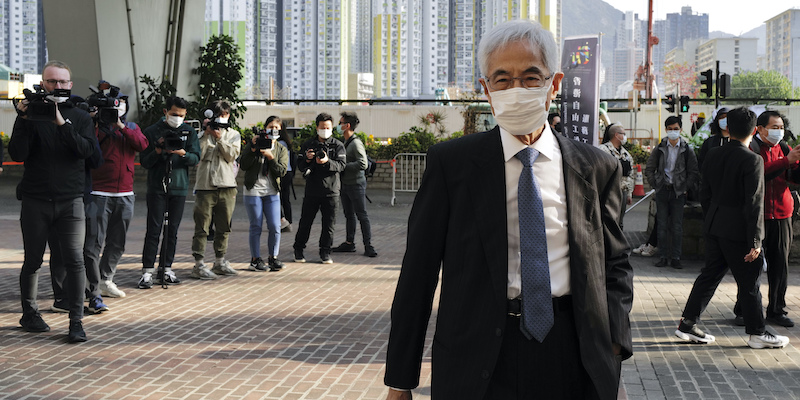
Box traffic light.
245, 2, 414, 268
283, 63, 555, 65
665, 94, 675, 113
700, 69, 713, 97
719, 73, 731, 98
680, 96, 690, 113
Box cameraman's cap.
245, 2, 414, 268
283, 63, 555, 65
97, 80, 111, 91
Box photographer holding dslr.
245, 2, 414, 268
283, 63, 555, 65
190, 100, 241, 280
240, 116, 289, 271
292, 113, 346, 264
138, 96, 200, 289
10, 60, 96, 342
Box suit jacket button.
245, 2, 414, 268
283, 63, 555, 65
495, 328, 502, 337
481, 370, 490, 379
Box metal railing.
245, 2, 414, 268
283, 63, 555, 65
391, 153, 427, 206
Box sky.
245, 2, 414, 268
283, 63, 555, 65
603, 0, 798, 35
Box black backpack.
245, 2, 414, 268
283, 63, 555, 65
365, 155, 378, 179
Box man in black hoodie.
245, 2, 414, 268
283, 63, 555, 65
9, 60, 96, 342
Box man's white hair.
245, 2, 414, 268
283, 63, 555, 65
477, 19, 559, 78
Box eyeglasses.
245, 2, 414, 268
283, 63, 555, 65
44, 79, 72, 86
485, 74, 552, 91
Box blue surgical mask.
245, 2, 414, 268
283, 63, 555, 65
718, 118, 728, 130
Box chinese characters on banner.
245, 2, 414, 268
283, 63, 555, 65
560, 36, 600, 145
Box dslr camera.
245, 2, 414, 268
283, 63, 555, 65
252, 127, 279, 150
17, 85, 71, 121
312, 143, 329, 160
203, 109, 230, 130
87, 85, 121, 125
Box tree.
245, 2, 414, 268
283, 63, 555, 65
194, 34, 246, 126
137, 74, 177, 129
661, 62, 700, 98
730, 70, 799, 101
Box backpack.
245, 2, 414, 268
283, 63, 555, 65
365, 155, 378, 179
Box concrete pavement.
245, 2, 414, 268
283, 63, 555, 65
0, 183, 798, 399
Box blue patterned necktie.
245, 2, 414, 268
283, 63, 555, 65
515, 147, 554, 342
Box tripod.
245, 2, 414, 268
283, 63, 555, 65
156, 156, 174, 289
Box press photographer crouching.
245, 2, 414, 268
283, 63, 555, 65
139, 96, 200, 289
9, 60, 97, 342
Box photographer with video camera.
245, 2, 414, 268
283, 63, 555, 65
292, 113, 346, 264
81, 82, 148, 304
190, 100, 241, 280
240, 116, 289, 272
138, 96, 200, 289
9, 60, 97, 342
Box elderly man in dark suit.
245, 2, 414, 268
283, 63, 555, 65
384, 20, 634, 400
675, 107, 790, 349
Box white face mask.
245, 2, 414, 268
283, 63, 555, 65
214, 116, 228, 124
318, 128, 333, 139
488, 86, 550, 136
666, 130, 681, 140
767, 129, 784, 144
117, 103, 127, 118
166, 115, 184, 128
619, 134, 627, 145
718, 118, 728, 130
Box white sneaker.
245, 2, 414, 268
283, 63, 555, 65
640, 245, 659, 257
280, 217, 291, 230
632, 244, 647, 254
212, 259, 238, 276
100, 280, 126, 298
748, 332, 790, 349
191, 262, 218, 280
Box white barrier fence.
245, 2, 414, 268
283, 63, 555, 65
391, 153, 427, 206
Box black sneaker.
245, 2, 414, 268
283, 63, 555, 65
655, 258, 670, 268
50, 300, 69, 313
294, 248, 305, 263
364, 245, 378, 258
249, 258, 268, 271
767, 314, 795, 327
138, 272, 154, 289
674, 319, 715, 344
733, 315, 745, 326
332, 242, 357, 253
320, 252, 333, 264
268, 256, 285, 271
671, 259, 683, 269
86, 296, 109, 314
156, 270, 182, 285
20, 313, 50, 332
68, 320, 87, 343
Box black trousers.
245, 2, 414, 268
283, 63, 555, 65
142, 192, 186, 270
682, 234, 766, 335
484, 298, 596, 399
293, 195, 337, 255
734, 218, 791, 318
20, 197, 86, 322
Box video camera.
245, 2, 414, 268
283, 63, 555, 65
159, 130, 185, 152
252, 127, 279, 150
87, 85, 121, 125
17, 85, 71, 121
203, 109, 230, 130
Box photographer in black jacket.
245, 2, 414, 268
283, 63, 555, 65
9, 60, 96, 342
293, 113, 346, 264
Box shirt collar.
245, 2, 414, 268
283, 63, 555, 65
500, 124, 558, 163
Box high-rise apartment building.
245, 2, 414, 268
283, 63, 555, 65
765, 8, 800, 89
0, 0, 44, 74
372, 0, 424, 98
664, 7, 708, 56
205, 0, 248, 95
696, 37, 758, 76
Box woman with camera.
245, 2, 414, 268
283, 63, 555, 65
240, 116, 289, 271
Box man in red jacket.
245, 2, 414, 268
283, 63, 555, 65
736, 111, 800, 327
83, 87, 148, 310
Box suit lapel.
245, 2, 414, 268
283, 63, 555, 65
467, 128, 509, 300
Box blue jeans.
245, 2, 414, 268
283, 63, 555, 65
655, 188, 686, 260
244, 195, 281, 259
340, 182, 372, 246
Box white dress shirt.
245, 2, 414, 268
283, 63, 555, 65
501, 125, 571, 299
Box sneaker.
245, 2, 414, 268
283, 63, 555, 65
655, 258, 670, 268
50, 300, 69, 313
280, 217, 291, 230
19, 313, 50, 333
320, 253, 333, 264
733, 315, 745, 326
748, 332, 790, 349
640, 245, 659, 257
767, 315, 795, 327
268, 256, 285, 272
631, 243, 647, 254
364, 245, 378, 258
191, 262, 218, 280
100, 280, 126, 298
156, 270, 182, 285
671, 259, 683, 269
674, 319, 715, 344
249, 258, 268, 271
294, 249, 306, 263
86, 296, 109, 314
332, 242, 357, 253
212, 259, 238, 276
67, 320, 87, 343
138, 272, 154, 289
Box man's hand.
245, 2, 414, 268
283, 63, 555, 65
306, 148, 316, 160
612, 343, 622, 355
207, 126, 222, 140
385, 389, 412, 400
15, 99, 28, 118
115, 118, 126, 131
744, 247, 761, 263
168, 148, 186, 157
316, 153, 329, 164
787, 145, 800, 164
260, 148, 274, 160
627, 196, 633, 205
154, 137, 164, 154
54, 106, 66, 126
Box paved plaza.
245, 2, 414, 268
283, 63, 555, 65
0, 181, 798, 399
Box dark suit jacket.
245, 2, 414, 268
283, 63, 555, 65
384, 127, 634, 399
701, 140, 765, 249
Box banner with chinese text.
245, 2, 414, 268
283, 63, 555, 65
560, 35, 600, 145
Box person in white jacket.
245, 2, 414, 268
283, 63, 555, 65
190, 100, 242, 280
